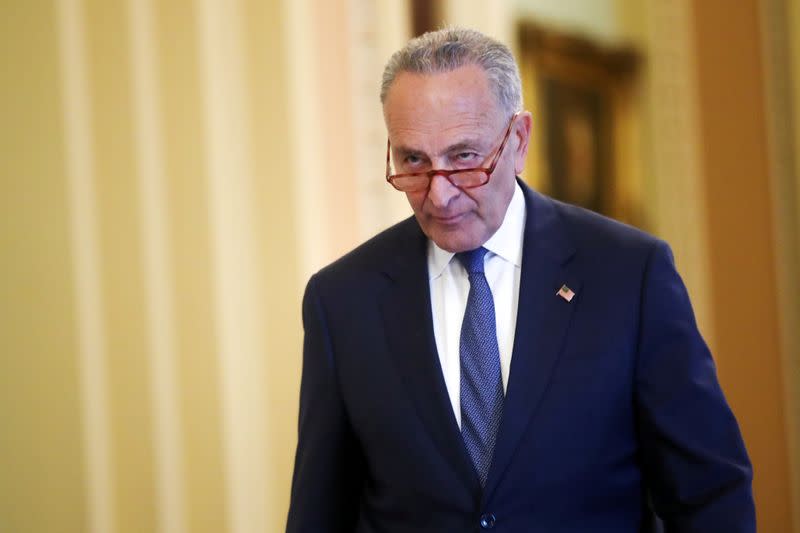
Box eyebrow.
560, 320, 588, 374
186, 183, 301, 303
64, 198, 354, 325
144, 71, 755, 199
392, 145, 426, 158
444, 140, 484, 153
392, 138, 488, 158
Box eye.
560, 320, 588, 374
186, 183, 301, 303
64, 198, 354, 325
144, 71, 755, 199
401, 154, 431, 172
455, 151, 479, 163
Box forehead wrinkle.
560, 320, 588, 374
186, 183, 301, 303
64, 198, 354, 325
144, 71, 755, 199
389, 113, 497, 158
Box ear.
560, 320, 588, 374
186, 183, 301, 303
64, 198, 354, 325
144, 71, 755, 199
512, 111, 533, 175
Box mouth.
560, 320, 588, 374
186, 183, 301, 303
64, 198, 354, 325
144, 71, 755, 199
430, 213, 466, 225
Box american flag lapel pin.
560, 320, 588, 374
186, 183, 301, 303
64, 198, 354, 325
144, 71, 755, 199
557, 284, 575, 302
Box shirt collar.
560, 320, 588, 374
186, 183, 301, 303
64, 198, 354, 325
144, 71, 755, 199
427, 182, 527, 280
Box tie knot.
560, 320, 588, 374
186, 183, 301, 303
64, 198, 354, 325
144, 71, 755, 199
456, 247, 488, 274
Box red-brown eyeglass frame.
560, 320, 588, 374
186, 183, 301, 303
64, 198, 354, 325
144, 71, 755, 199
385, 112, 521, 192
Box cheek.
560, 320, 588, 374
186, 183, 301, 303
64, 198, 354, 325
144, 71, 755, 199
405, 191, 425, 212
482, 175, 513, 220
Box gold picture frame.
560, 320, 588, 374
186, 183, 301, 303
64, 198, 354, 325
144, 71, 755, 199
518, 23, 642, 226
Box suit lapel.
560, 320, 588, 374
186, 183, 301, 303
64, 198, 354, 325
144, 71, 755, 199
484, 184, 581, 501
380, 219, 481, 493
380, 186, 581, 500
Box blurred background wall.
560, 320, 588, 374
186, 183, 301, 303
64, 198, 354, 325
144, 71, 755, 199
0, 0, 797, 532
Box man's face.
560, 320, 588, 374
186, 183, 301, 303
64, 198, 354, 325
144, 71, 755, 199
383, 64, 531, 252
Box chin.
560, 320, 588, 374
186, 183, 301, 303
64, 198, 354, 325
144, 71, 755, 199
428, 229, 485, 253
417, 213, 489, 252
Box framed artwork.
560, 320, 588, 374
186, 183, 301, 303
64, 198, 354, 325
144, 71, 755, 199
518, 23, 642, 226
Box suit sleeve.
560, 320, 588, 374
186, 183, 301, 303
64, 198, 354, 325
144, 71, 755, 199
286, 274, 365, 532
635, 240, 755, 532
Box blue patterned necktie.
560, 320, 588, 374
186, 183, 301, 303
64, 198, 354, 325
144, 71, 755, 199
456, 247, 504, 487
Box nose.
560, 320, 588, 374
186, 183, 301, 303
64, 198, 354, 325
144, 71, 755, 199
427, 173, 460, 209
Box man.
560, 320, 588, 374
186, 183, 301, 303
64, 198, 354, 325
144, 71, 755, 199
286, 28, 754, 532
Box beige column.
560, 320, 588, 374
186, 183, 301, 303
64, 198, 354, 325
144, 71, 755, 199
56, 0, 114, 531
0, 1, 91, 532
761, 0, 800, 530
692, 0, 794, 531
82, 0, 160, 530
126, 0, 187, 531
350, 0, 414, 241
155, 0, 229, 529
642, 0, 716, 348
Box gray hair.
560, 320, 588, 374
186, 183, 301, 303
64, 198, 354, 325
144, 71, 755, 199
380, 27, 523, 116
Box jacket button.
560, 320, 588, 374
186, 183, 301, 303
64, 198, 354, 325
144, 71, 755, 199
479, 513, 496, 529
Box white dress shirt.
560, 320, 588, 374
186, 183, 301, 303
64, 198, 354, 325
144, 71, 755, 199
427, 183, 526, 428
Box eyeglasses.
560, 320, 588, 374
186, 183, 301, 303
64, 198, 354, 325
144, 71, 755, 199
385, 112, 520, 192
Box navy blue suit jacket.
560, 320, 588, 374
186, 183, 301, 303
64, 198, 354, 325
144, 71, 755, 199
286, 182, 754, 532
